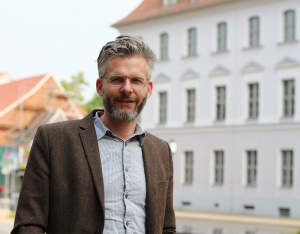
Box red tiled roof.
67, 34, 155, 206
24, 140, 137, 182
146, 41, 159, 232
113, 0, 234, 27
0, 74, 46, 112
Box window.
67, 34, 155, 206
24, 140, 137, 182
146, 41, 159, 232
279, 208, 290, 217
186, 89, 196, 122
184, 151, 193, 185
160, 33, 169, 60
214, 151, 224, 186
283, 80, 295, 117
216, 86, 226, 120
187, 28, 197, 56
248, 83, 259, 119
163, 0, 178, 7
213, 229, 223, 234
281, 150, 293, 188
249, 16, 260, 47
217, 22, 227, 52
159, 92, 167, 124
244, 205, 254, 210
284, 10, 296, 42
246, 151, 257, 187
182, 225, 192, 234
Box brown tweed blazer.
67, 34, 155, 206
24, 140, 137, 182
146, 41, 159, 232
11, 110, 176, 234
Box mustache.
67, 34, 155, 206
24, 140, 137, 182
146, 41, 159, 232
114, 93, 138, 102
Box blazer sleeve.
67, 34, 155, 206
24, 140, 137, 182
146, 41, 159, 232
163, 144, 176, 234
11, 125, 50, 234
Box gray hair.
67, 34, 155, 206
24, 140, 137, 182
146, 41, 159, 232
97, 35, 157, 79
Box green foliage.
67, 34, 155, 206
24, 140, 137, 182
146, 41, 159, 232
291, 229, 300, 234
82, 92, 103, 113
8, 211, 16, 219
61, 72, 103, 114
61, 72, 89, 104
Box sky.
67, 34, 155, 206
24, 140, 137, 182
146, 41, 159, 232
0, 0, 143, 101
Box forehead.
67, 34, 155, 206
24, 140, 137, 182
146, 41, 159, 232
105, 55, 148, 76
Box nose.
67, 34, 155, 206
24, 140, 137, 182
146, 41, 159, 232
121, 77, 133, 92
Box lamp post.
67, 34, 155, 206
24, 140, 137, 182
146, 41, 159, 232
169, 139, 177, 155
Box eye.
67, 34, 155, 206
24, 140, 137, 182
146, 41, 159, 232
131, 77, 145, 85
109, 76, 125, 84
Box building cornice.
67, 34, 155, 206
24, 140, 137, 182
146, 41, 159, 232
146, 122, 300, 135
113, 0, 242, 28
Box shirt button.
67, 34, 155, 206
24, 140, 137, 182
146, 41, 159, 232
125, 194, 128, 199
126, 221, 129, 226
125, 167, 128, 172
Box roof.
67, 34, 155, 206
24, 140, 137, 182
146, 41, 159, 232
0, 74, 46, 113
113, 0, 236, 27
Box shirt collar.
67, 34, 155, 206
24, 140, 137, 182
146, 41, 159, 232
93, 110, 146, 145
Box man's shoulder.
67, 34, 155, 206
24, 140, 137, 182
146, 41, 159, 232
42, 119, 80, 129
144, 131, 168, 145
39, 110, 97, 132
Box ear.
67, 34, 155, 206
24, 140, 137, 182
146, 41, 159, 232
96, 78, 103, 96
147, 81, 153, 98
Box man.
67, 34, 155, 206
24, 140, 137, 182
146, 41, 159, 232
11, 35, 176, 233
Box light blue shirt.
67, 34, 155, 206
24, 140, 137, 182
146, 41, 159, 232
93, 111, 146, 234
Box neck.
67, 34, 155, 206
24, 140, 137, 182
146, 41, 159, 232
100, 112, 137, 141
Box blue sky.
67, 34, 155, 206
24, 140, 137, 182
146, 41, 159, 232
0, 0, 143, 100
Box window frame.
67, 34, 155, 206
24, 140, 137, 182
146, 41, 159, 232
284, 10, 296, 42
283, 79, 295, 117
186, 89, 196, 123
216, 86, 226, 121
184, 151, 194, 185
160, 33, 169, 60
163, 0, 178, 7
214, 150, 224, 186
187, 27, 197, 56
249, 16, 260, 47
281, 150, 293, 188
248, 83, 259, 119
158, 91, 167, 124
217, 22, 227, 52
246, 150, 257, 187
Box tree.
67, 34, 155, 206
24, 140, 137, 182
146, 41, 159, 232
82, 92, 103, 113
61, 72, 89, 105
61, 72, 103, 114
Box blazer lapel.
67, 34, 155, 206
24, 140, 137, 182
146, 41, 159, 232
142, 136, 158, 233
79, 111, 105, 217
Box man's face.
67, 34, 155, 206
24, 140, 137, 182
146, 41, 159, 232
96, 55, 153, 121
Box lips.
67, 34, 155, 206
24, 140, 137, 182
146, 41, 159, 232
115, 96, 138, 104
119, 99, 135, 103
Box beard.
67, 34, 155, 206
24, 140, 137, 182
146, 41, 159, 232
102, 90, 147, 122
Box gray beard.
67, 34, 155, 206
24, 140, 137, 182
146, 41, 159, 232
102, 93, 147, 122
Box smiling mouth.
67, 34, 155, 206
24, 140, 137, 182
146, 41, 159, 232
117, 98, 136, 103
121, 100, 134, 103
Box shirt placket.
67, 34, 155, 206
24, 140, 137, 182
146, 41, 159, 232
123, 140, 132, 232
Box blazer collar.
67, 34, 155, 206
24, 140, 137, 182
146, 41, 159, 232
79, 110, 105, 216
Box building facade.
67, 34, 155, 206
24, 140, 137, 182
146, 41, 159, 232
0, 72, 83, 203
114, 0, 300, 218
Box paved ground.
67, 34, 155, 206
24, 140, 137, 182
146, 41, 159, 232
175, 210, 300, 229
0, 198, 299, 234
0, 205, 13, 234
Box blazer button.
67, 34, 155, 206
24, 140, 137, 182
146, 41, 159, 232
94, 230, 101, 234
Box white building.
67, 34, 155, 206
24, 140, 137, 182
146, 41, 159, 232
113, 0, 300, 218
